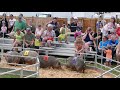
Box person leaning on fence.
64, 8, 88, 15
42, 24, 56, 47
97, 36, 109, 63
24, 28, 35, 48
0, 21, 7, 38
13, 28, 24, 51
97, 36, 109, 54
104, 46, 112, 66
108, 35, 119, 58
74, 37, 85, 59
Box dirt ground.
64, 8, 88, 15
0, 57, 113, 78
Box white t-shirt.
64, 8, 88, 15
100, 27, 107, 36
35, 28, 43, 36
1, 26, 7, 33
9, 18, 16, 26
42, 30, 56, 38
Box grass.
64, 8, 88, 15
0, 74, 20, 78
87, 63, 120, 76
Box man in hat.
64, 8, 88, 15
19, 13, 26, 23
13, 15, 26, 33
24, 28, 35, 48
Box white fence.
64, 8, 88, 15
0, 38, 120, 78
0, 54, 40, 78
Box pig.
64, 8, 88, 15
38, 55, 61, 69
66, 56, 85, 73
20, 50, 39, 65
4, 51, 21, 64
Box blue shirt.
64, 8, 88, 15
108, 40, 119, 46
99, 40, 109, 48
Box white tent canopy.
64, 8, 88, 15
0, 12, 120, 19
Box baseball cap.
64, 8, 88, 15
26, 28, 31, 31
18, 15, 22, 19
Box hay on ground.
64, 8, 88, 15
0, 57, 113, 78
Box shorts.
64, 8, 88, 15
85, 41, 93, 45
47, 37, 53, 41
106, 59, 112, 62
58, 34, 65, 41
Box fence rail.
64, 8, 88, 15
0, 52, 40, 78
0, 40, 120, 78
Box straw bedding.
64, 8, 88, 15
0, 57, 113, 78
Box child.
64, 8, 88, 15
74, 36, 85, 59
104, 46, 112, 66
1, 22, 7, 38
74, 22, 82, 39
58, 24, 70, 44
34, 35, 42, 53
74, 29, 82, 39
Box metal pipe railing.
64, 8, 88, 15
0, 53, 40, 78
0, 38, 120, 78
0, 68, 21, 76
24, 72, 39, 78
95, 65, 120, 78
97, 55, 120, 64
